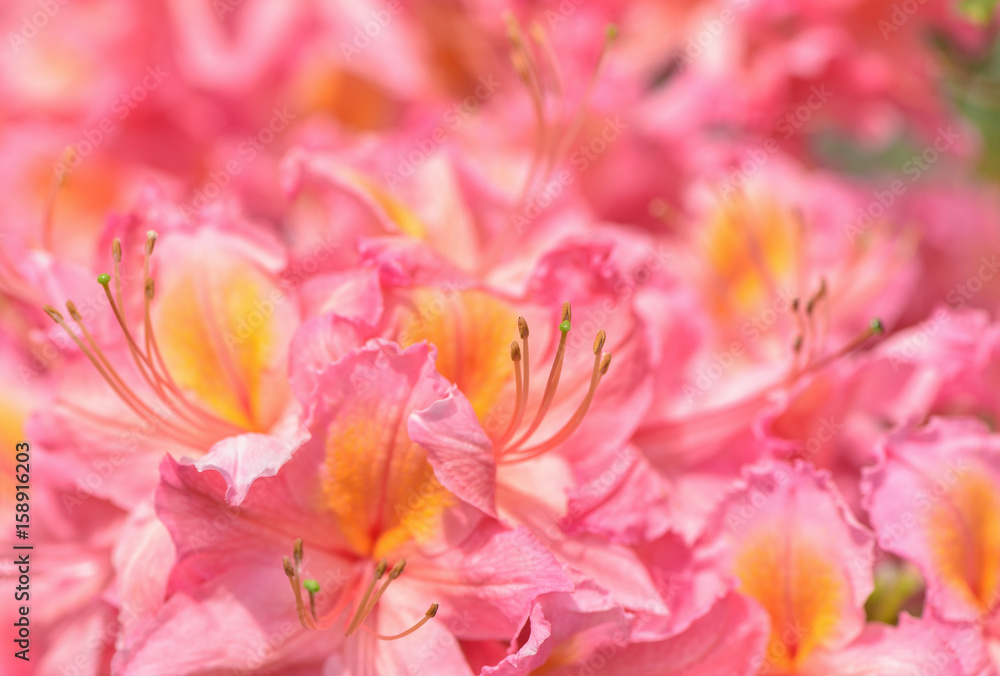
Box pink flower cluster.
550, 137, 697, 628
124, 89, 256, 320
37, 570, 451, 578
3, 0, 1000, 674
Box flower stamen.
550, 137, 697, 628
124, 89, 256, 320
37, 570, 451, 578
42, 233, 245, 447
345, 559, 390, 637
506, 302, 571, 452
497, 302, 612, 463
284, 541, 438, 641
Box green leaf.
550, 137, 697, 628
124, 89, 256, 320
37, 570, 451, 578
958, 0, 998, 24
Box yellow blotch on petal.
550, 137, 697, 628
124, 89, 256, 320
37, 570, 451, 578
0, 399, 26, 515
152, 258, 291, 432
341, 170, 426, 240
926, 471, 1000, 611
531, 636, 589, 676
322, 409, 454, 560
734, 528, 847, 671
398, 289, 515, 423
701, 193, 797, 322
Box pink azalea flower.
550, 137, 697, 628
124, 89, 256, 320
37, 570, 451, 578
116, 340, 570, 674
31, 199, 306, 509
483, 584, 769, 676
864, 416, 1000, 665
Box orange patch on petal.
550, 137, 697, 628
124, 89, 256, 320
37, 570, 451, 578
152, 256, 292, 432
294, 64, 397, 132
322, 409, 453, 559
925, 470, 1000, 611
734, 527, 848, 670
398, 289, 515, 423
702, 193, 797, 321
0, 398, 26, 514
531, 636, 588, 676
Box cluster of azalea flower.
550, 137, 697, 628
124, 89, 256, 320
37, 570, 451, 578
4, 0, 1000, 674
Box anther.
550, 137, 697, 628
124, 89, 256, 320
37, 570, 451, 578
294, 538, 304, 566
518, 316, 529, 339
502, 304, 613, 463
510, 341, 521, 361
145, 230, 158, 256
594, 329, 606, 355
43, 305, 64, 323
805, 278, 827, 315
43, 236, 245, 450
346, 559, 403, 637
870, 318, 885, 335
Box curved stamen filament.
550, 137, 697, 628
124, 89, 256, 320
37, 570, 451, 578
804, 278, 827, 365
92, 281, 218, 437
504, 340, 611, 464
345, 559, 390, 637
551, 24, 617, 169
285, 542, 438, 642
802, 318, 884, 376
43, 306, 206, 448
495, 342, 525, 447
367, 604, 439, 641
506, 12, 549, 205
99, 272, 240, 439
495, 316, 530, 447
506, 302, 571, 452
497, 303, 613, 463
42, 147, 76, 251
42, 233, 246, 448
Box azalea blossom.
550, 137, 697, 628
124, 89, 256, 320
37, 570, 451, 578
3, 0, 1000, 674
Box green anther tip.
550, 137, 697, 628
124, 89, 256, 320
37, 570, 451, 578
303, 579, 320, 594
558, 320, 571, 334
97, 273, 111, 285
870, 318, 885, 335
605, 24, 618, 40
